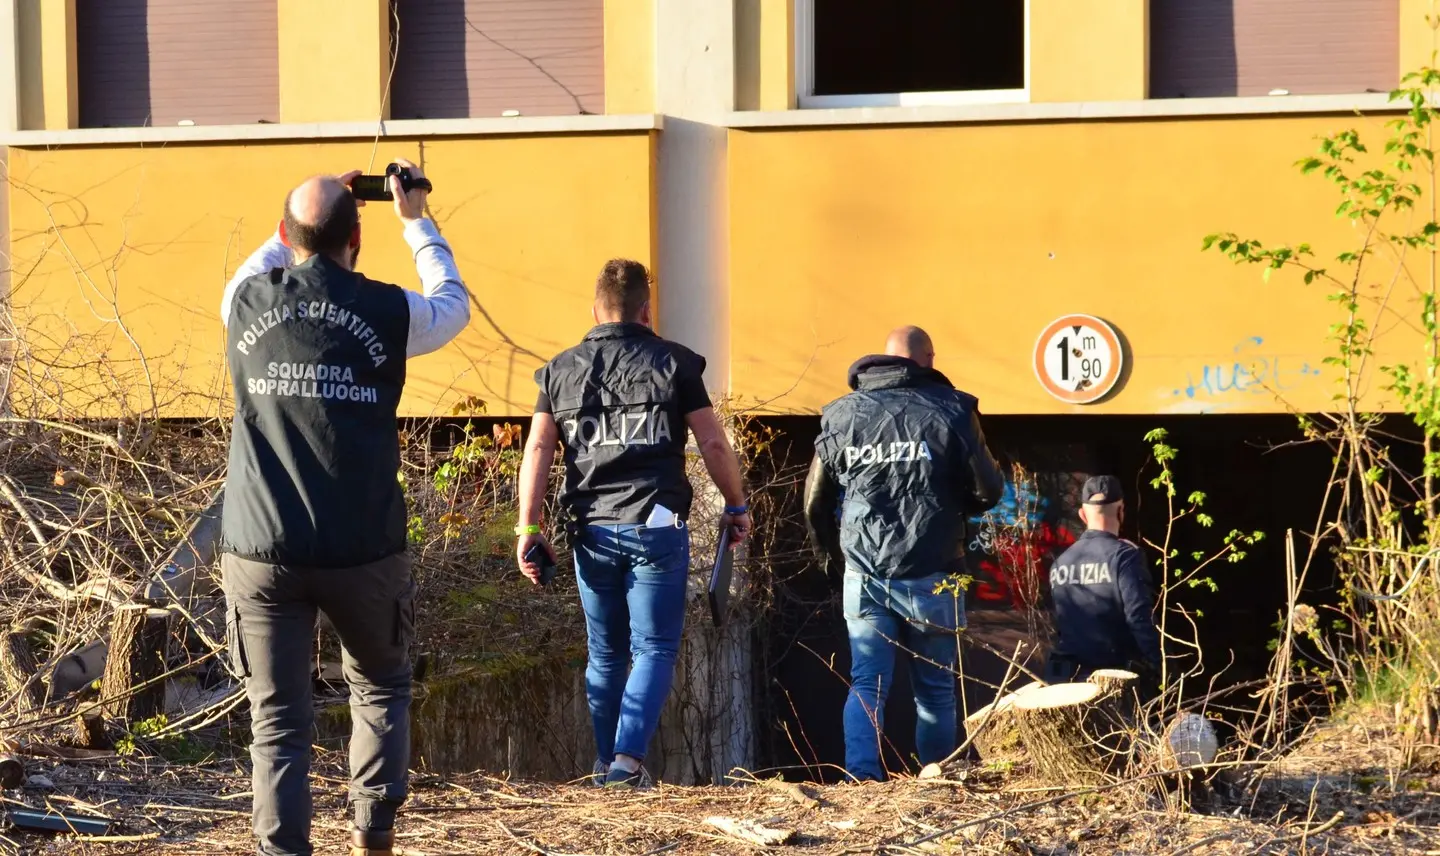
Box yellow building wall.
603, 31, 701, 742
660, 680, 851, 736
5, 133, 656, 418
604, 0, 655, 114
728, 115, 1424, 415
1401, 0, 1440, 78
1030, 0, 1148, 102
278, 0, 390, 124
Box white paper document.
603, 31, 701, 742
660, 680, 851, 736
644, 504, 677, 528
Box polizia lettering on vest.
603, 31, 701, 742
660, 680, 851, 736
234, 301, 390, 368
563, 409, 673, 448
843, 440, 933, 467
1050, 561, 1114, 586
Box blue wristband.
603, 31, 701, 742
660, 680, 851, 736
725, 504, 749, 515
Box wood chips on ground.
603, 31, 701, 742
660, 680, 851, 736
2, 730, 1437, 856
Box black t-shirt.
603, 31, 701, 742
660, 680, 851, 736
535, 322, 711, 525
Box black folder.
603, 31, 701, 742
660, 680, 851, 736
707, 520, 734, 628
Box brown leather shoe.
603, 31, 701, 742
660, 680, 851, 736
350, 827, 394, 856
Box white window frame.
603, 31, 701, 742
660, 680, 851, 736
794, 0, 1031, 109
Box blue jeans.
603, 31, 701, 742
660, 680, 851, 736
843, 569, 964, 782
573, 523, 691, 763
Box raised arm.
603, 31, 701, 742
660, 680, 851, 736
401, 219, 470, 358
387, 157, 471, 358
219, 230, 292, 325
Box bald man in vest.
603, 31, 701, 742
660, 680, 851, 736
219, 159, 470, 856
805, 326, 1004, 781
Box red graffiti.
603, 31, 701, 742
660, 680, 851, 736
972, 521, 1077, 610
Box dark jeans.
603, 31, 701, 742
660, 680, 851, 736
842, 569, 964, 782
573, 523, 691, 763
223, 553, 416, 856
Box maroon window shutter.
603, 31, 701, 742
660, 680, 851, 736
78, 0, 280, 128
1151, 0, 1398, 98
391, 0, 603, 119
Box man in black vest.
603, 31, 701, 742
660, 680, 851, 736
515, 258, 751, 789
1043, 476, 1162, 688
219, 159, 470, 856
804, 326, 1004, 781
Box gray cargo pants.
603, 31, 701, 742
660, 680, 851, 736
222, 553, 416, 856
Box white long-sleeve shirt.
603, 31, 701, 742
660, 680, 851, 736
219, 218, 471, 358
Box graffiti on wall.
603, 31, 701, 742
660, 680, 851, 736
963, 469, 1084, 611
1170, 336, 1322, 402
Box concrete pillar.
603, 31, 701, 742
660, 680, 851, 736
1030, 0, 1148, 102
653, 0, 734, 393
17, 0, 77, 130
277, 0, 390, 124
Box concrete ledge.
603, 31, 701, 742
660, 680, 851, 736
0, 113, 663, 147
726, 93, 1404, 129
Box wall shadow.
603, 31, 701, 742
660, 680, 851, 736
76, 0, 152, 127
389, 0, 470, 120
1149, 0, 1238, 98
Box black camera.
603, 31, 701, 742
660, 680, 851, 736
349, 163, 434, 202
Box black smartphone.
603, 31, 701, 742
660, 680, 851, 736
349, 163, 434, 202
523, 542, 557, 586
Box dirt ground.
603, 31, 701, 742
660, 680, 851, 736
4, 714, 1438, 856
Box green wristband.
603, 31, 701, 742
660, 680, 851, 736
514, 524, 541, 536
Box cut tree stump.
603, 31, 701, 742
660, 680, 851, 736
100, 606, 170, 724
966, 680, 1043, 765
56, 711, 110, 750
1086, 669, 1138, 697
1087, 668, 1142, 724
0, 632, 44, 715
1012, 683, 1131, 786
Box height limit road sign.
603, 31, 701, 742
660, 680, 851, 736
1033, 314, 1124, 404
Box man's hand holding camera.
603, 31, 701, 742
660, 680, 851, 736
387, 158, 429, 223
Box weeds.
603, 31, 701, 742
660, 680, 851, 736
1207, 65, 1440, 758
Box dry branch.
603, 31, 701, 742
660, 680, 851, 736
704, 816, 796, 846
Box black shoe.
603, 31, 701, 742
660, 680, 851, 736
603, 765, 652, 790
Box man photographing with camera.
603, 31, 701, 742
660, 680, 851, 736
219, 158, 470, 856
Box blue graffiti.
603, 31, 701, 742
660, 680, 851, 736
1172, 337, 1322, 400
968, 478, 1048, 554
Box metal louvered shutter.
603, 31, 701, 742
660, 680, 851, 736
1151, 0, 1398, 98
390, 0, 603, 119
77, 0, 279, 128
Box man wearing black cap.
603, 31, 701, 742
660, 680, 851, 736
1043, 475, 1162, 686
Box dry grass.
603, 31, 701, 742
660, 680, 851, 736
0, 733, 1433, 856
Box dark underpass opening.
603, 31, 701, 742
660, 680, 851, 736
751, 413, 1373, 783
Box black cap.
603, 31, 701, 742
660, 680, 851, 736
1081, 475, 1124, 505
